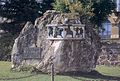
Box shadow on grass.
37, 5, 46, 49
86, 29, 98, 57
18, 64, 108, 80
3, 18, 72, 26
1, 70, 120, 80
59, 70, 120, 80
0, 74, 38, 80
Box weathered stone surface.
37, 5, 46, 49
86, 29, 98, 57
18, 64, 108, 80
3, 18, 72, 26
98, 40, 120, 66
11, 22, 38, 66
11, 10, 101, 73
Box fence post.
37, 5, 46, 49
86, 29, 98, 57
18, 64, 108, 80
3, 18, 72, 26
51, 63, 54, 81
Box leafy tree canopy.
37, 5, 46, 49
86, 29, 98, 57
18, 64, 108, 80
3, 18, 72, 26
91, 0, 115, 26
53, 0, 115, 27
0, 0, 53, 22
0, 0, 53, 34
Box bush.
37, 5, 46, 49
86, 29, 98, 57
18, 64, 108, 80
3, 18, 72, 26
0, 32, 16, 61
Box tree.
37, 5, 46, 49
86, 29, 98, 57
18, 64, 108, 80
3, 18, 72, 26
53, 0, 115, 28
91, 0, 115, 26
40, 0, 54, 13
0, 0, 54, 22
0, 0, 54, 61
52, 0, 69, 13
0, 0, 54, 34
0, 0, 41, 22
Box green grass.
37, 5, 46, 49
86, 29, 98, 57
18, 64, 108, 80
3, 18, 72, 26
0, 61, 120, 81
96, 65, 120, 76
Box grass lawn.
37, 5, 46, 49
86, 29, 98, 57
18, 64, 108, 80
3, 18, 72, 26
0, 61, 120, 81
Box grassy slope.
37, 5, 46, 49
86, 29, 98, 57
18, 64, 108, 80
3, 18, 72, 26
96, 65, 120, 76
0, 61, 120, 81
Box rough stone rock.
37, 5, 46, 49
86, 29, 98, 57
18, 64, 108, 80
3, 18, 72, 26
11, 10, 101, 73
98, 41, 120, 66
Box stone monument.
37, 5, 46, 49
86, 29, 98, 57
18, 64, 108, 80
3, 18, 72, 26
11, 10, 101, 73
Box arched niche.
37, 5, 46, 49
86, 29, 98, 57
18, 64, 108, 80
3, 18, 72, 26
46, 23, 85, 40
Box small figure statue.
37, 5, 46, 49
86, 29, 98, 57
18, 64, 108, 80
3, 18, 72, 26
75, 27, 80, 37
65, 26, 73, 38
74, 27, 83, 38
79, 27, 83, 37
63, 18, 69, 24
53, 27, 63, 38
48, 26, 53, 37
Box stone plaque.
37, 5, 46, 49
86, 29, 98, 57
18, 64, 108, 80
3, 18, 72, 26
23, 47, 41, 59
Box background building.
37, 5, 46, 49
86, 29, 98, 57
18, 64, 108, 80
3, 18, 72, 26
100, 0, 120, 39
